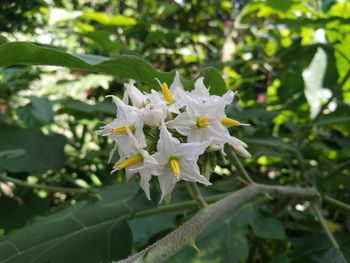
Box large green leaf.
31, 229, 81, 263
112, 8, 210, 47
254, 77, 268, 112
16, 96, 54, 126
290, 233, 350, 263
0, 40, 227, 95
0, 183, 141, 263
0, 127, 67, 173
171, 201, 286, 263
0, 195, 50, 234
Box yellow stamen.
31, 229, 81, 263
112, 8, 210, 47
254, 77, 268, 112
196, 117, 209, 128
112, 124, 136, 135
115, 153, 143, 170
161, 82, 175, 104
169, 158, 180, 178
221, 117, 240, 127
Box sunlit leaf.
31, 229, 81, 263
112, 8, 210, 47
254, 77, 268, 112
0, 41, 227, 95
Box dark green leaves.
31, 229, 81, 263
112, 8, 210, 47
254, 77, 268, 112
16, 96, 54, 126
0, 183, 139, 263
0, 127, 66, 173
0, 40, 227, 95
172, 201, 286, 263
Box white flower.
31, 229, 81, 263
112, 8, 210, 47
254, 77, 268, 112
188, 77, 211, 102
124, 80, 147, 108
152, 122, 211, 202
158, 71, 188, 114
114, 129, 158, 200
97, 95, 145, 161
142, 90, 168, 127
166, 95, 251, 157
188, 77, 235, 104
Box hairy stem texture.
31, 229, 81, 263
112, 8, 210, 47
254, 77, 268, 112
117, 184, 318, 263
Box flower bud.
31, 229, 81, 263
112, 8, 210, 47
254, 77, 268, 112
124, 80, 146, 108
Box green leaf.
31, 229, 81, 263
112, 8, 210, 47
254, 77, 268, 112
245, 138, 300, 154
0, 195, 50, 234
290, 233, 350, 263
171, 201, 285, 263
0, 149, 25, 159
313, 247, 348, 263
83, 12, 137, 26
0, 127, 67, 173
61, 100, 115, 116
201, 67, 227, 96
0, 41, 227, 95
16, 96, 54, 126
0, 183, 140, 263
0, 35, 8, 46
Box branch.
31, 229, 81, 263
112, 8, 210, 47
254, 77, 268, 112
134, 193, 229, 218
323, 195, 350, 213
312, 204, 339, 247
226, 147, 254, 184
0, 174, 89, 194
117, 184, 318, 263
189, 183, 208, 209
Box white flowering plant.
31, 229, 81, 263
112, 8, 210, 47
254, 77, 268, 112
98, 72, 250, 202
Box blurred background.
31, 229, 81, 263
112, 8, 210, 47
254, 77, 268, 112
0, 0, 350, 262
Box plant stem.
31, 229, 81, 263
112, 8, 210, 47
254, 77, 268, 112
188, 183, 208, 209
118, 184, 318, 263
312, 204, 341, 250
226, 147, 254, 184
135, 193, 229, 218
0, 174, 89, 194
323, 195, 350, 213
329, 159, 350, 177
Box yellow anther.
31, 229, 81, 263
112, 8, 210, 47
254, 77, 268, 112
161, 82, 175, 104
221, 117, 241, 127
196, 117, 209, 128
112, 124, 136, 135
169, 158, 181, 178
115, 153, 143, 170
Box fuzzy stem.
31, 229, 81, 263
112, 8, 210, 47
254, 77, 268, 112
117, 184, 318, 263
0, 174, 89, 194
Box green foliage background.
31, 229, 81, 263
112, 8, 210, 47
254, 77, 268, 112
0, 0, 350, 262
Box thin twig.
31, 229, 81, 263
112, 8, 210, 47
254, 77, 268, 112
329, 159, 350, 177
189, 183, 208, 209
312, 204, 343, 253
135, 193, 229, 218
323, 195, 350, 214
0, 174, 89, 194
226, 147, 254, 184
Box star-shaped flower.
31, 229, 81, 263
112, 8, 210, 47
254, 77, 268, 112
166, 92, 250, 157
152, 122, 211, 202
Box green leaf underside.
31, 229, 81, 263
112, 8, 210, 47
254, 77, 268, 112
0, 41, 227, 95
0, 126, 67, 173
0, 183, 139, 263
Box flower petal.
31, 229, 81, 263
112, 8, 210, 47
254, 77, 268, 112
166, 112, 194, 136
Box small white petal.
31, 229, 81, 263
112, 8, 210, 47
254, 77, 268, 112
166, 112, 194, 136
158, 168, 177, 202
124, 80, 147, 108
180, 159, 211, 185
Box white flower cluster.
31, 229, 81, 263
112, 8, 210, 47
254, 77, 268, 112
98, 72, 250, 202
